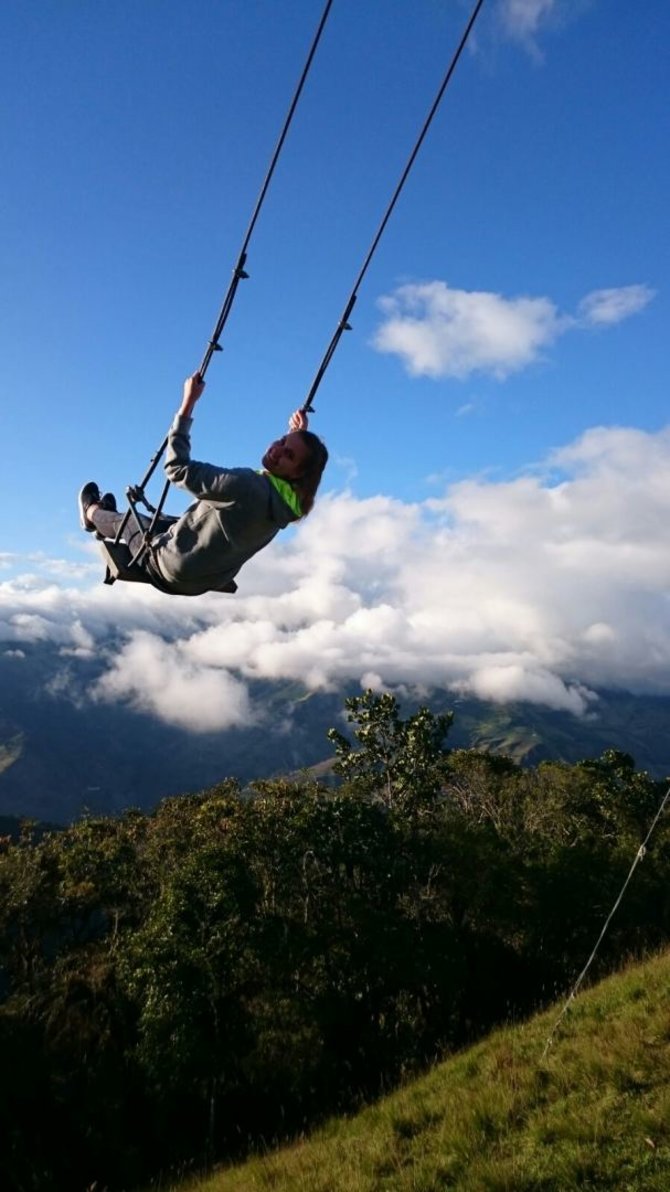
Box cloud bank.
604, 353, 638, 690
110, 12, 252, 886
373, 281, 655, 380
2, 425, 670, 732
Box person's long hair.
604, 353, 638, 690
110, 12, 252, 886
291, 431, 328, 517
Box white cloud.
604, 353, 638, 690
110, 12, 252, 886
495, 0, 588, 58
373, 281, 565, 380
499, 0, 556, 42
372, 281, 654, 381
456, 664, 595, 715
93, 631, 253, 733
578, 285, 655, 327
3, 424, 670, 729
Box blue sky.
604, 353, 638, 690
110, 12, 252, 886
1, 0, 670, 728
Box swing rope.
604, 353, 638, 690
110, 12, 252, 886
197, 0, 335, 383
117, 0, 335, 563
301, 0, 487, 414
112, 0, 487, 572
542, 781, 670, 1059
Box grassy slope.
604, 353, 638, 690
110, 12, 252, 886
172, 951, 670, 1192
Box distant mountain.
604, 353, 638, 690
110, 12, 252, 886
1, 641, 669, 824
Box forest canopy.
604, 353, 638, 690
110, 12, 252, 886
2, 691, 669, 1191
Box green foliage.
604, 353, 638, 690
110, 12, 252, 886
575, 748, 666, 839
1, 694, 669, 1190
328, 689, 453, 813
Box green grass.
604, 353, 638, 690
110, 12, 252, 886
163, 951, 670, 1191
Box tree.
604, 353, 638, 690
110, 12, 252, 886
327, 690, 453, 815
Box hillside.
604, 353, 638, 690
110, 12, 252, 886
2, 733, 669, 1191
2, 642, 670, 822
174, 950, 670, 1191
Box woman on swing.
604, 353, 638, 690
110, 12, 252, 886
78, 372, 328, 596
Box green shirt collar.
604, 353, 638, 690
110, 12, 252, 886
262, 472, 302, 519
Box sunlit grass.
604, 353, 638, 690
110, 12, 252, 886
165, 951, 670, 1191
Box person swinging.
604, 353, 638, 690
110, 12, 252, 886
78, 373, 328, 596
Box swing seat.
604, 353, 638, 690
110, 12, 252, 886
98, 538, 154, 586
97, 537, 238, 594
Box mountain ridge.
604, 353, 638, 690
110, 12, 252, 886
1, 641, 670, 823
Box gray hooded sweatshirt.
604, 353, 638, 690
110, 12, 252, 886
146, 414, 299, 596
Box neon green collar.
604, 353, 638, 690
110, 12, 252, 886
263, 472, 302, 519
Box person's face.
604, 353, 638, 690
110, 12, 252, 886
262, 431, 311, 481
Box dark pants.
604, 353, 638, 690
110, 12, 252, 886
90, 507, 145, 554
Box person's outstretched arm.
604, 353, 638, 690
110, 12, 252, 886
165, 372, 233, 498
178, 372, 205, 418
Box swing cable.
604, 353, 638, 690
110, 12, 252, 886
300, 0, 487, 415
116, 0, 335, 563
542, 781, 670, 1059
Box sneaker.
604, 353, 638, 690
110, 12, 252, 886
100, 492, 118, 513
78, 482, 102, 532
